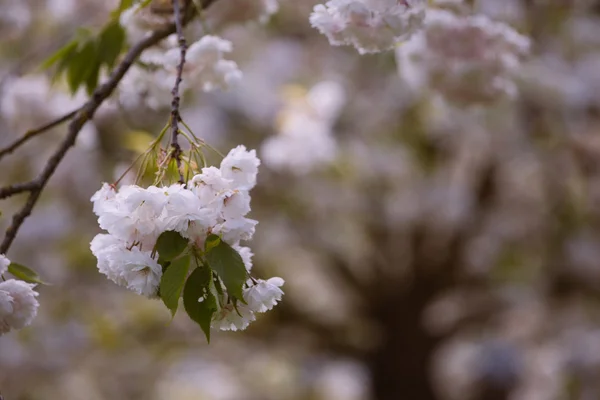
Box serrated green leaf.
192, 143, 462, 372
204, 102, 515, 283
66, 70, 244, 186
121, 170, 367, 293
160, 254, 190, 316
155, 231, 189, 261
183, 266, 217, 342
205, 234, 247, 302
67, 41, 97, 94
98, 20, 126, 69
40, 40, 79, 70
7, 263, 48, 285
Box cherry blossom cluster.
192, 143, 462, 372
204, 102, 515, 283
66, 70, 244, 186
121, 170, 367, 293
310, 0, 427, 54
262, 81, 346, 174
396, 8, 530, 104
90, 146, 284, 333
0, 254, 40, 336
119, 34, 242, 110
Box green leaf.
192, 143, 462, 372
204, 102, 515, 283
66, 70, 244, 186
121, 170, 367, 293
139, 0, 153, 9
154, 231, 189, 261
183, 266, 217, 342
205, 234, 247, 302
40, 40, 79, 70
85, 61, 101, 95
118, 0, 134, 12
205, 234, 221, 253
67, 40, 97, 94
98, 20, 126, 69
160, 254, 190, 316
7, 263, 48, 285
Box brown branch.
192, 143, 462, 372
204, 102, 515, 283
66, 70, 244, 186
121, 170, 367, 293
170, 0, 187, 184
0, 108, 80, 162
0, 181, 39, 200
0, 0, 220, 255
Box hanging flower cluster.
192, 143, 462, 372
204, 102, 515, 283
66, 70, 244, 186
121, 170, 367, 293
310, 0, 427, 54
396, 8, 530, 104
0, 254, 40, 336
90, 146, 284, 340
119, 35, 243, 110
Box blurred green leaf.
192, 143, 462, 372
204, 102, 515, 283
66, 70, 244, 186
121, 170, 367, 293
160, 254, 190, 316
40, 40, 78, 70
67, 40, 97, 94
204, 233, 221, 253
155, 231, 188, 261
98, 20, 126, 69
117, 0, 134, 13
85, 61, 101, 95
41, 17, 127, 94
205, 234, 247, 302
7, 263, 48, 285
183, 266, 216, 342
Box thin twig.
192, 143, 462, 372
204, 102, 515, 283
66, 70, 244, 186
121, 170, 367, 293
0, 181, 40, 200
0, 0, 219, 255
0, 108, 80, 161
170, 0, 188, 184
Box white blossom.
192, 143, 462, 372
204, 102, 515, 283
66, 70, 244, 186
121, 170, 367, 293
220, 145, 261, 190
0, 254, 10, 275
119, 35, 241, 110
0, 74, 89, 130
233, 245, 254, 271
244, 277, 284, 313
164, 35, 243, 93
211, 303, 256, 331
189, 167, 233, 207
90, 183, 117, 216
262, 81, 345, 174
90, 233, 127, 286
0, 279, 39, 335
258, 0, 279, 23
310, 0, 427, 54
118, 66, 174, 110
97, 184, 168, 247
159, 184, 218, 234
396, 9, 531, 104
90, 234, 162, 297
221, 190, 252, 220
120, 4, 171, 43
261, 126, 338, 174
212, 218, 258, 244
119, 247, 163, 297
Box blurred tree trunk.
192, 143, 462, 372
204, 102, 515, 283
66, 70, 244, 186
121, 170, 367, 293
367, 278, 441, 400
364, 185, 482, 400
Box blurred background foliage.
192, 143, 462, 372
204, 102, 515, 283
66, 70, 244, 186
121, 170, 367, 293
2, 0, 600, 399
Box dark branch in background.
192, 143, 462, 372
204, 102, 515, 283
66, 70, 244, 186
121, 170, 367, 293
170, 0, 188, 184
0, 0, 219, 255
0, 181, 40, 200
0, 108, 80, 161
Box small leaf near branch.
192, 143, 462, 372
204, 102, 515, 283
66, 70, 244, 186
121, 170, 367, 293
154, 231, 188, 261
40, 40, 78, 70
160, 254, 190, 316
205, 234, 221, 253
41, 19, 126, 95
98, 20, 126, 69
67, 40, 97, 94
7, 263, 48, 285
183, 266, 217, 342
205, 234, 247, 303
